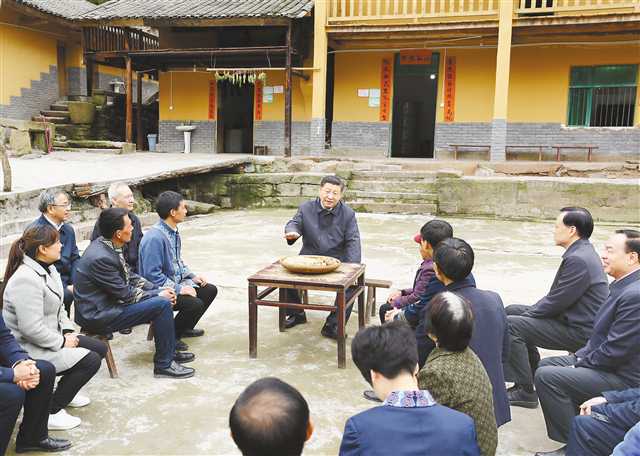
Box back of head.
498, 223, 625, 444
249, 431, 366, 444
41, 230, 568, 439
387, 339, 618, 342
155, 191, 184, 219
98, 207, 129, 239
433, 238, 474, 282
560, 207, 594, 239
420, 219, 453, 248
229, 377, 309, 456
351, 320, 418, 385
425, 291, 474, 352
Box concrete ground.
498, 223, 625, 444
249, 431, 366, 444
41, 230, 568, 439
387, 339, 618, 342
6, 208, 623, 455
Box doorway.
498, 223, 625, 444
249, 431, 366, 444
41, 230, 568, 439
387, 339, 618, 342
216, 80, 254, 153
391, 52, 440, 158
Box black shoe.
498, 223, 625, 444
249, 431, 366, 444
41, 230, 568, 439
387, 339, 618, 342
508, 387, 539, 409
182, 328, 205, 338
153, 361, 195, 379
321, 324, 344, 340
534, 446, 566, 456
16, 437, 72, 453
173, 351, 195, 363
119, 328, 132, 335
175, 339, 189, 351
363, 390, 383, 403
285, 312, 307, 329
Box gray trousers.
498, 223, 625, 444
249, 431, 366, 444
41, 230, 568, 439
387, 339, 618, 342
503, 304, 589, 385
534, 354, 631, 443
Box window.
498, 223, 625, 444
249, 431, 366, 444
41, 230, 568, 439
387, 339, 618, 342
567, 65, 637, 127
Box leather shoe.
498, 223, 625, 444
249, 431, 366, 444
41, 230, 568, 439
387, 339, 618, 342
321, 324, 345, 340
175, 339, 189, 351
508, 387, 539, 409
173, 351, 195, 363
182, 328, 205, 338
534, 446, 566, 456
118, 328, 132, 335
363, 389, 383, 403
154, 361, 195, 379
16, 436, 72, 453
285, 312, 307, 329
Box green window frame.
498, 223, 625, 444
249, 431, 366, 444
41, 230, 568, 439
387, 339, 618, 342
567, 64, 638, 127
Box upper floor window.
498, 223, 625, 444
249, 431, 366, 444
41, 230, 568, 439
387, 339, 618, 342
567, 65, 637, 127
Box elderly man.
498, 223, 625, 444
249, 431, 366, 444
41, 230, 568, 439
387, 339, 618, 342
31, 189, 80, 316
283, 175, 361, 340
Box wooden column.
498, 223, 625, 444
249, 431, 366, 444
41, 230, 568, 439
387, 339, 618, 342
284, 21, 293, 158
124, 29, 133, 145
136, 72, 143, 150
85, 56, 94, 97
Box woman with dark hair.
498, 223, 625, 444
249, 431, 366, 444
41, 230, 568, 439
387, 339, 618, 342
1, 224, 106, 431
418, 291, 498, 456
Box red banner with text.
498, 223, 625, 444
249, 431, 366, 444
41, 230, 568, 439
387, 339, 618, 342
444, 57, 456, 122
208, 80, 217, 120
254, 81, 263, 121
380, 58, 392, 122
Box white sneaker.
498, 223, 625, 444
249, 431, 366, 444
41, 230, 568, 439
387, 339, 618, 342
48, 409, 81, 430
67, 392, 91, 408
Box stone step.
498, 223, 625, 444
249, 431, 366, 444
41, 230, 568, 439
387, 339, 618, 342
349, 201, 438, 215
40, 110, 70, 118
50, 102, 70, 111
345, 190, 437, 203
350, 171, 438, 181
32, 116, 68, 124
347, 180, 437, 193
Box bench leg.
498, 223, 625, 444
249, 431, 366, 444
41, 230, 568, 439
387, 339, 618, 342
337, 290, 346, 369
357, 275, 366, 329
369, 287, 377, 317
146, 323, 154, 341
103, 340, 118, 379
249, 285, 257, 359
278, 288, 286, 333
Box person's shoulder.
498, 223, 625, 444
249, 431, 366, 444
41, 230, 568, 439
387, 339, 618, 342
348, 405, 390, 424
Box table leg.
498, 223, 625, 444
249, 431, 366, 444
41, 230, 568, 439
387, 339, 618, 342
278, 288, 287, 332
249, 284, 257, 359
588, 147, 592, 162
337, 289, 346, 369
357, 274, 366, 329
369, 286, 376, 317
556, 147, 560, 161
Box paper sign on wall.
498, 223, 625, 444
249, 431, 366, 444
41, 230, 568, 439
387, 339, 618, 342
358, 89, 369, 97
263, 93, 273, 103
273, 85, 284, 94
263, 86, 274, 94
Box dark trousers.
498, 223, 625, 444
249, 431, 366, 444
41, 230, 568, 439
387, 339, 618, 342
285, 286, 357, 327
0, 360, 55, 454
50, 336, 106, 414
63, 287, 73, 317
379, 303, 393, 324
103, 295, 175, 369
534, 354, 632, 443
503, 304, 589, 386
174, 284, 217, 338
567, 414, 629, 456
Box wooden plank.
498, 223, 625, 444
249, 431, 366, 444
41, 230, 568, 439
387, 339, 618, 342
365, 278, 392, 288
125, 56, 133, 144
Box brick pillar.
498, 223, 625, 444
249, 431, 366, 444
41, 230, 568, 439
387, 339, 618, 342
489, 119, 507, 161
309, 118, 325, 157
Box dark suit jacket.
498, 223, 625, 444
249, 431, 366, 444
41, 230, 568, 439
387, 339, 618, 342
0, 314, 29, 383
575, 269, 640, 385
73, 238, 156, 331
597, 387, 640, 431
32, 215, 80, 288
339, 403, 480, 456
91, 211, 143, 273
524, 238, 608, 333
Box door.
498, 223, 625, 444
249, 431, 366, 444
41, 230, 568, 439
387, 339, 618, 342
217, 80, 254, 153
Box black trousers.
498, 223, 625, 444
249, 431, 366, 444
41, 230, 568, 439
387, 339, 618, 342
534, 354, 632, 443
174, 284, 217, 338
50, 335, 107, 414
63, 287, 73, 317
0, 360, 55, 454
567, 414, 629, 456
503, 304, 589, 386
284, 287, 357, 327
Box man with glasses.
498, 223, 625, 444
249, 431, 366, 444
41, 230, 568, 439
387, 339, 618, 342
31, 189, 79, 316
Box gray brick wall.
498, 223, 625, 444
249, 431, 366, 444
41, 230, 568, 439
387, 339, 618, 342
490, 119, 507, 161
0, 65, 59, 120
309, 118, 325, 156
157, 120, 216, 153
330, 122, 390, 155
254, 121, 311, 156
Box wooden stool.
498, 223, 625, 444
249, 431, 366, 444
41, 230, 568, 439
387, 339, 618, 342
82, 333, 118, 378
365, 279, 393, 323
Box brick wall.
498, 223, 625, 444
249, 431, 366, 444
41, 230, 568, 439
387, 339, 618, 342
330, 122, 390, 156
157, 120, 216, 153
0, 65, 58, 120
253, 121, 311, 156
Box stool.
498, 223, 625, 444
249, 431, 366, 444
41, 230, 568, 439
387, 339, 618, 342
82, 333, 118, 378
365, 279, 393, 324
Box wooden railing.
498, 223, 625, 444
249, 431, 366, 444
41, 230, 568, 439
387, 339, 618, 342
83, 26, 159, 53
516, 0, 639, 16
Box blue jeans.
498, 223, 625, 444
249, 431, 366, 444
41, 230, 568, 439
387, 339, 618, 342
104, 296, 175, 369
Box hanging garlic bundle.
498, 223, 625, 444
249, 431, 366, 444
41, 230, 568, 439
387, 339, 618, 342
214, 70, 267, 86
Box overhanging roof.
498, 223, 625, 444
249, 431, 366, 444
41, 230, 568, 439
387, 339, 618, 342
13, 0, 97, 20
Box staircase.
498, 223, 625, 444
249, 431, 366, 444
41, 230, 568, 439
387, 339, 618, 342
33, 100, 70, 125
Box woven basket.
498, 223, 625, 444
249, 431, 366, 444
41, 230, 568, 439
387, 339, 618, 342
280, 255, 341, 274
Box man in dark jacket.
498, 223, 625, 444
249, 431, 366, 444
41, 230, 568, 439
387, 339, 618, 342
31, 189, 80, 315
533, 229, 640, 456
0, 313, 70, 454
505, 207, 609, 408
283, 175, 361, 340
74, 208, 194, 379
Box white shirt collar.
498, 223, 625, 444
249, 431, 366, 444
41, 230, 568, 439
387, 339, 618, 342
44, 215, 63, 231
613, 267, 640, 283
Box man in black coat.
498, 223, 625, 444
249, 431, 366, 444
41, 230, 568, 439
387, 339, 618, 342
533, 229, 640, 456
505, 207, 608, 408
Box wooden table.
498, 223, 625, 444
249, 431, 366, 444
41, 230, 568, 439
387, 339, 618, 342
248, 261, 366, 368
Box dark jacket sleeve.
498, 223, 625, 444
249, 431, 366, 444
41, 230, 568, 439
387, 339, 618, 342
88, 255, 146, 305
339, 418, 361, 456
524, 256, 591, 319
594, 396, 640, 430
343, 212, 361, 263
603, 388, 640, 404
284, 207, 304, 246
90, 220, 101, 241
0, 318, 29, 383
393, 267, 435, 309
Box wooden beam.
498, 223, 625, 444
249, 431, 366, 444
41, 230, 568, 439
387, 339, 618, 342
284, 20, 293, 158
125, 57, 133, 144
85, 56, 94, 96
137, 72, 143, 150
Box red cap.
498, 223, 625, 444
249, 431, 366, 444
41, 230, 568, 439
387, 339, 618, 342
413, 233, 422, 244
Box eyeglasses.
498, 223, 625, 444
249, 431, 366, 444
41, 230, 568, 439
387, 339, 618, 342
51, 203, 71, 209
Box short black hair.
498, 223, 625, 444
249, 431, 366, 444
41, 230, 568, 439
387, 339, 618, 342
433, 237, 474, 282
229, 377, 309, 456
98, 208, 129, 239
320, 175, 345, 191
560, 207, 594, 239
616, 229, 640, 259
420, 219, 453, 248
351, 320, 418, 385
155, 191, 184, 219
424, 292, 474, 352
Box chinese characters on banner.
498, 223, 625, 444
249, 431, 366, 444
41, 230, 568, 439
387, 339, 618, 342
380, 58, 392, 122
399, 50, 432, 66
444, 56, 456, 122
254, 80, 263, 120
208, 80, 217, 120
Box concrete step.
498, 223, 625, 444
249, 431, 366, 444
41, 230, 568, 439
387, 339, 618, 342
40, 110, 70, 118
345, 190, 437, 203
349, 201, 438, 214
50, 102, 70, 111
350, 171, 437, 181
347, 180, 437, 193
32, 116, 68, 124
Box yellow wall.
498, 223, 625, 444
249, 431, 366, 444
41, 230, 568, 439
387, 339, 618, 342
260, 62, 313, 121
159, 71, 212, 121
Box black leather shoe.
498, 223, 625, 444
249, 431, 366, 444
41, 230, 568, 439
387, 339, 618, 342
175, 339, 189, 351
534, 446, 566, 456
173, 351, 195, 363
508, 387, 539, 409
16, 437, 72, 453
182, 328, 205, 338
363, 390, 383, 403
321, 324, 344, 340
119, 328, 132, 335
154, 361, 195, 379
285, 312, 307, 329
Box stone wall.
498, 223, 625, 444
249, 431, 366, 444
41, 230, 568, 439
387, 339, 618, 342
157, 120, 216, 153
0, 65, 58, 120
253, 121, 311, 156
330, 122, 390, 158
68, 68, 158, 101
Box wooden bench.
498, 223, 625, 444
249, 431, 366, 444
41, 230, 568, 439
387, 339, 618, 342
552, 145, 597, 162
506, 145, 545, 161
449, 144, 490, 160
365, 279, 393, 323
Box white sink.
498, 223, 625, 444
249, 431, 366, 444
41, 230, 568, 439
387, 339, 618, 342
176, 125, 197, 132
175, 125, 197, 153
